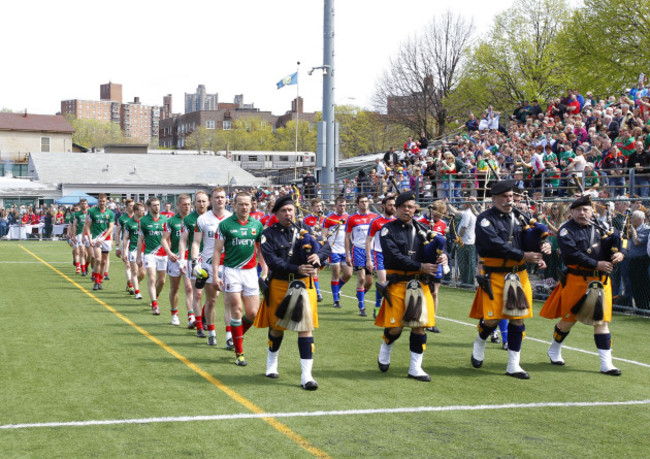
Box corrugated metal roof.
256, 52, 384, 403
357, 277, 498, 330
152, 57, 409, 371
28, 152, 265, 187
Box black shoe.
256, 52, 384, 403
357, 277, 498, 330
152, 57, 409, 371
471, 355, 483, 368
502, 343, 509, 351
378, 360, 390, 373
81, 271, 87, 277
490, 333, 500, 343
207, 336, 217, 346
601, 368, 622, 376
302, 380, 319, 391
93, 283, 99, 291
266, 372, 279, 379
359, 308, 367, 317
317, 294, 323, 302
426, 326, 440, 333
103, 274, 110, 281
225, 338, 234, 351
549, 358, 565, 366
333, 300, 341, 308
506, 371, 530, 380
97, 283, 103, 290
407, 373, 431, 382
196, 328, 206, 338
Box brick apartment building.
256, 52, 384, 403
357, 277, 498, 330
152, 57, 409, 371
159, 95, 315, 149
61, 82, 160, 144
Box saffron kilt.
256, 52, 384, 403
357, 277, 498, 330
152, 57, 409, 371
374, 270, 435, 328
254, 277, 319, 330
470, 257, 533, 320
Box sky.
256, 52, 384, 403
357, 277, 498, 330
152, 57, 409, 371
1, 0, 516, 117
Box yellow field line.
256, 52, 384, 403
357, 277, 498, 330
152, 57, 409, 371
19, 245, 330, 458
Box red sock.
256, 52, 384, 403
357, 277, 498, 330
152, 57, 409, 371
128, 281, 133, 288
226, 325, 232, 333
196, 316, 203, 330
208, 324, 215, 331
75, 262, 80, 268
135, 289, 140, 294
152, 300, 158, 308
232, 323, 244, 354
171, 309, 178, 316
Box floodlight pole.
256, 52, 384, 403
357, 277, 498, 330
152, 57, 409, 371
321, 0, 336, 192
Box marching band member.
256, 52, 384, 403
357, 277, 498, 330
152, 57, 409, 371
469, 181, 550, 379
540, 195, 624, 375
254, 195, 331, 390
374, 192, 447, 382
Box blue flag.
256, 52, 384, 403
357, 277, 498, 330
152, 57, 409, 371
277, 72, 298, 89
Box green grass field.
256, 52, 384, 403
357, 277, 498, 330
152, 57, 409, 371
1, 241, 649, 458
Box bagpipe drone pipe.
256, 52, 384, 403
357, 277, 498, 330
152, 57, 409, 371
568, 218, 622, 325
412, 218, 449, 279
512, 206, 550, 252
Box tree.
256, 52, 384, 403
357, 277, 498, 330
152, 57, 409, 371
68, 116, 125, 149
373, 11, 474, 137
559, 0, 650, 95
335, 105, 410, 157
274, 120, 317, 152
452, 0, 570, 114
185, 126, 211, 151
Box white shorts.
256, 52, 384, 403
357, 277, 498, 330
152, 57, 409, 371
144, 253, 168, 271
92, 237, 112, 253
128, 250, 138, 263
201, 262, 223, 284
75, 234, 90, 248
167, 259, 183, 277
222, 266, 259, 296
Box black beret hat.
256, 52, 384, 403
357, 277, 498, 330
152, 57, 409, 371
395, 191, 416, 207
272, 195, 294, 213
490, 180, 515, 196
570, 195, 592, 209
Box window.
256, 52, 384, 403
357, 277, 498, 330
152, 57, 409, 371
248, 156, 257, 162
41, 137, 50, 152
206, 120, 216, 129
279, 155, 290, 161
223, 120, 232, 131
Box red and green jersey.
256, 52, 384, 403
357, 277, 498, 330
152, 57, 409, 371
164, 213, 184, 256
117, 212, 132, 240
139, 214, 168, 256
123, 217, 141, 251
88, 207, 114, 239
216, 215, 263, 269
182, 211, 201, 253
72, 210, 88, 236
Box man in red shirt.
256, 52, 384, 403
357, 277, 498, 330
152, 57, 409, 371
365, 196, 396, 318
303, 199, 327, 301
345, 196, 378, 316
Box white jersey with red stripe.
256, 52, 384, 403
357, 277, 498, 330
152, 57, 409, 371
324, 212, 348, 254
195, 209, 232, 263
346, 212, 378, 249
368, 215, 395, 252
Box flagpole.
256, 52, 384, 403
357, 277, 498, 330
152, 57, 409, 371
295, 61, 300, 181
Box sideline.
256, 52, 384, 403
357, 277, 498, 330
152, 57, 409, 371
17, 245, 330, 459
3, 399, 648, 430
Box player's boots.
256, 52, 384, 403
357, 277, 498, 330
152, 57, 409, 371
300, 359, 318, 390
407, 352, 431, 382
506, 350, 530, 379
265, 350, 279, 379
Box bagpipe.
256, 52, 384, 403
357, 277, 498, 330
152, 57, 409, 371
412, 217, 449, 279
591, 217, 623, 262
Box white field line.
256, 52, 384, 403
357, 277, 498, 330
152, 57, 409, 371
331, 291, 650, 369
2, 399, 649, 430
